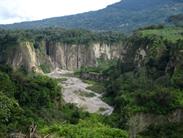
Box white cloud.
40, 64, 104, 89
0, 0, 120, 24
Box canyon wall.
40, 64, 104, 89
2, 41, 123, 72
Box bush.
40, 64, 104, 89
135, 87, 179, 114
40, 115, 128, 138
0, 71, 16, 97
0, 92, 22, 123
0, 92, 23, 136
13, 74, 61, 108
140, 123, 183, 138
172, 68, 183, 88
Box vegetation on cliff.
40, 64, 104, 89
0, 66, 61, 136
40, 115, 128, 138
0, 28, 124, 46
0, 65, 127, 137
79, 26, 183, 137
0, 26, 182, 137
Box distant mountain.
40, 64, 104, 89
167, 14, 183, 26
0, 0, 183, 32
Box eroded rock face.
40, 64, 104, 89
128, 109, 183, 138
3, 41, 122, 72
6, 42, 43, 73
134, 48, 147, 67
92, 43, 121, 60
47, 43, 97, 70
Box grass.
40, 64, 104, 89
99, 107, 107, 112
39, 64, 51, 73
83, 79, 106, 94
39, 115, 128, 138
140, 27, 183, 43
77, 59, 118, 74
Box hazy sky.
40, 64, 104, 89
0, 0, 120, 24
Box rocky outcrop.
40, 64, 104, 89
2, 41, 123, 72
92, 43, 121, 60
134, 48, 147, 67
6, 42, 43, 73
46, 42, 97, 70
128, 109, 183, 138
47, 42, 122, 70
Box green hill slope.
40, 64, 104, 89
0, 0, 183, 32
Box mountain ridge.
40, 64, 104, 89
0, 0, 183, 32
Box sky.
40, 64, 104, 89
0, 0, 120, 24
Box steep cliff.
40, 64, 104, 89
6, 42, 43, 73
0, 29, 124, 72
2, 41, 122, 72
101, 27, 183, 138
46, 42, 122, 70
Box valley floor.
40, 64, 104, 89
47, 68, 113, 115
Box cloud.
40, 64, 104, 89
0, 0, 120, 24
0, 0, 31, 24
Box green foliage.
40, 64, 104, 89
0, 68, 94, 136
60, 103, 90, 124
172, 68, 183, 88
0, 26, 182, 137
0, 71, 16, 97
140, 123, 183, 138
101, 27, 183, 130
134, 87, 183, 114
0, 92, 22, 136
13, 73, 61, 108
139, 27, 183, 43
40, 64, 51, 73
0, 68, 64, 135
79, 59, 118, 74
0, 92, 22, 124
40, 115, 128, 138
81, 79, 106, 94
0, 28, 125, 47
0, 0, 182, 33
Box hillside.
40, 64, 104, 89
0, 26, 182, 137
167, 14, 183, 26
0, 0, 183, 32
80, 26, 183, 137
